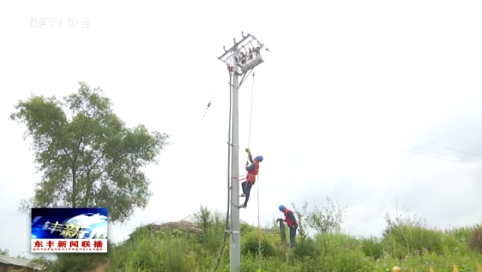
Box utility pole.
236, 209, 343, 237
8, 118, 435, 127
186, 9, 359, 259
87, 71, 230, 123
218, 32, 266, 272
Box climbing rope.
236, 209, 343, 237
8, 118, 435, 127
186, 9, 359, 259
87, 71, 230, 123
245, 70, 263, 270
246, 70, 255, 162
257, 173, 262, 270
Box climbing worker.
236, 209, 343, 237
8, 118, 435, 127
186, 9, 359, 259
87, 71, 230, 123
278, 205, 298, 247
239, 148, 263, 208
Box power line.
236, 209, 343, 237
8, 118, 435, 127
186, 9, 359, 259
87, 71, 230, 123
367, 136, 481, 163
371, 128, 482, 162
385, 121, 482, 157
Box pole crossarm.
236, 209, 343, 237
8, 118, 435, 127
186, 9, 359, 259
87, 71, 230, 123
217, 32, 266, 82
217, 33, 255, 61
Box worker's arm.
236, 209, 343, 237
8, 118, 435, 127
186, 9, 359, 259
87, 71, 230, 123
245, 148, 254, 170
245, 163, 255, 171
247, 148, 253, 163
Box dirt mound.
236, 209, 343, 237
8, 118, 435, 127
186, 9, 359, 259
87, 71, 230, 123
147, 220, 202, 234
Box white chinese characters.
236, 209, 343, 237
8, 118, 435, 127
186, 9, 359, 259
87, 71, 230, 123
30, 17, 91, 29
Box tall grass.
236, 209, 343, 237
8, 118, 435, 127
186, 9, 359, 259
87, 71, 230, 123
35, 203, 482, 272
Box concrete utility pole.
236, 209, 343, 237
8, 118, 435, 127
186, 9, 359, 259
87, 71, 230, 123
217, 32, 266, 272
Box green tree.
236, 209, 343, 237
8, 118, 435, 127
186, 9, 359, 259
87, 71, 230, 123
291, 201, 309, 242
10, 82, 170, 223
306, 198, 348, 234
0, 248, 8, 255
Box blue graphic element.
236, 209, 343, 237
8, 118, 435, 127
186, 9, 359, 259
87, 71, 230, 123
31, 208, 108, 239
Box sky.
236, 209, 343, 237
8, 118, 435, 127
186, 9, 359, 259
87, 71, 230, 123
1, 0, 482, 259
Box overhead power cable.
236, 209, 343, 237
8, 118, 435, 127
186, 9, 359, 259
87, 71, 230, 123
371, 128, 482, 162
368, 136, 482, 163
385, 121, 482, 157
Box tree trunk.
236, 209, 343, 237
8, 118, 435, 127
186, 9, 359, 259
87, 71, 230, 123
72, 165, 76, 208
84, 169, 93, 207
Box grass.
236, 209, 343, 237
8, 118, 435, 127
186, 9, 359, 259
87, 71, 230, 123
29, 203, 482, 272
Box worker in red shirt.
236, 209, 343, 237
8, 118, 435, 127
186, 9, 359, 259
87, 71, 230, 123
278, 205, 298, 247
239, 148, 263, 208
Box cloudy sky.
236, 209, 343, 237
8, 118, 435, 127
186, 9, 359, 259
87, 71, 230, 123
1, 0, 482, 258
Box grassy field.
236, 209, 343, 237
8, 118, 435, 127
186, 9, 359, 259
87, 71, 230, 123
29, 202, 482, 272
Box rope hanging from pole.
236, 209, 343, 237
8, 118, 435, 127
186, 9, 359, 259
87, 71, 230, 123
247, 70, 255, 162
245, 70, 262, 269
257, 173, 262, 270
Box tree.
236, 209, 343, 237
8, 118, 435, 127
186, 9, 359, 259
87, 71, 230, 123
306, 198, 348, 234
0, 248, 8, 255
10, 82, 170, 223
291, 202, 309, 242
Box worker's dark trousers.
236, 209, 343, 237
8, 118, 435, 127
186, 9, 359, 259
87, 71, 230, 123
289, 225, 297, 247
241, 181, 253, 206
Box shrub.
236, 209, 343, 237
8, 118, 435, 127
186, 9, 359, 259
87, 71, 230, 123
468, 227, 482, 253
312, 233, 375, 272
293, 238, 317, 259
242, 231, 277, 258
360, 236, 383, 259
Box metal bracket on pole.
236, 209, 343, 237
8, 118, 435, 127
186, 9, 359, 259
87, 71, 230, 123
226, 142, 238, 147
239, 69, 254, 87
225, 230, 239, 234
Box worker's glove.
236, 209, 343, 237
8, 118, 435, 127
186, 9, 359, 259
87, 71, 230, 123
276, 218, 283, 222
245, 148, 250, 153
245, 162, 249, 166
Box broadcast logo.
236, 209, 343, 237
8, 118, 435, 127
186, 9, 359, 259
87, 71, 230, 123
31, 208, 108, 253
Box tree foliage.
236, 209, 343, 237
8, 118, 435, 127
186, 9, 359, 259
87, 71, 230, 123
291, 198, 348, 239
10, 82, 170, 223
306, 198, 347, 234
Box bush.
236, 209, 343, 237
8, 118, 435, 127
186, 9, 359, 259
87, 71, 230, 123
382, 208, 447, 259
445, 225, 479, 244
293, 238, 317, 259
41, 251, 107, 272
242, 231, 277, 258
312, 233, 375, 272
382, 225, 445, 258
107, 226, 198, 272
360, 236, 383, 259
468, 227, 482, 253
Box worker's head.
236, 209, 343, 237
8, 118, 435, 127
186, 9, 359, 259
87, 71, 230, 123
255, 155, 264, 162
279, 205, 285, 212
